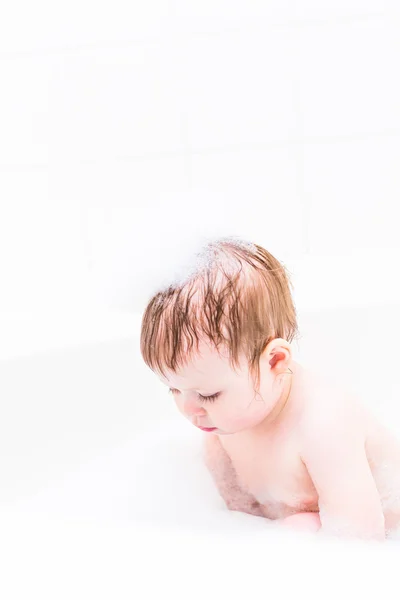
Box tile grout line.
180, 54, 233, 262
1, 129, 399, 173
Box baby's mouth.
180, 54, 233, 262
196, 425, 217, 432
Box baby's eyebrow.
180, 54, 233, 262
164, 384, 203, 391
158, 379, 212, 392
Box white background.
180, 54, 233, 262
1, 1, 399, 330
1, 6, 400, 593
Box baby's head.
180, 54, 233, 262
140, 236, 299, 435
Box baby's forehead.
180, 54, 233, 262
159, 343, 246, 386
165, 347, 224, 380
188, 340, 236, 370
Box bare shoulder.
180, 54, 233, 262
297, 371, 367, 444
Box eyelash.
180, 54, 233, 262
168, 389, 220, 403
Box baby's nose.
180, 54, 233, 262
183, 396, 206, 417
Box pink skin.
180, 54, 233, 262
156, 336, 389, 540
158, 337, 322, 531
157, 337, 293, 437
279, 512, 322, 533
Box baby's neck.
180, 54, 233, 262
253, 360, 307, 435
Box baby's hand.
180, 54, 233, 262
279, 512, 321, 533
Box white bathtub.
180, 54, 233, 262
2, 302, 400, 598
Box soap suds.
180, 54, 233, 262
147, 234, 257, 301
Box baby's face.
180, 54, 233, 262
158, 340, 278, 435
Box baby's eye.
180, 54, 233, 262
168, 389, 220, 403
198, 392, 220, 403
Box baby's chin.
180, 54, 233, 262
210, 421, 263, 436
195, 413, 269, 436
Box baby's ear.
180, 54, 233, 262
269, 350, 286, 369
267, 339, 291, 369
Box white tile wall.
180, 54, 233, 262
48, 43, 187, 162
0, 4, 399, 314
291, 0, 385, 20
296, 16, 400, 137
0, 1, 172, 54
179, 29, 299, 150
172, 0, 294, 21
303, 135, 400, 253
166, 0, 386, 29
67, 157, 190, 309
189, 147, 304, 258
0, 168, 90, 313
0, 56, 51, 165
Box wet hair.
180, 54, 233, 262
140, 236, 299, 393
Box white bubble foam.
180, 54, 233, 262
145, 234, 257, 302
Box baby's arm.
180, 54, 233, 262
203, 434, 265, 518
300, 405, 385, 541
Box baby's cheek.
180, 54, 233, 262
221, 412, 260, 432
234, 404, 269, 427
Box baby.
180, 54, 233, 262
140, 236, 400, 541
